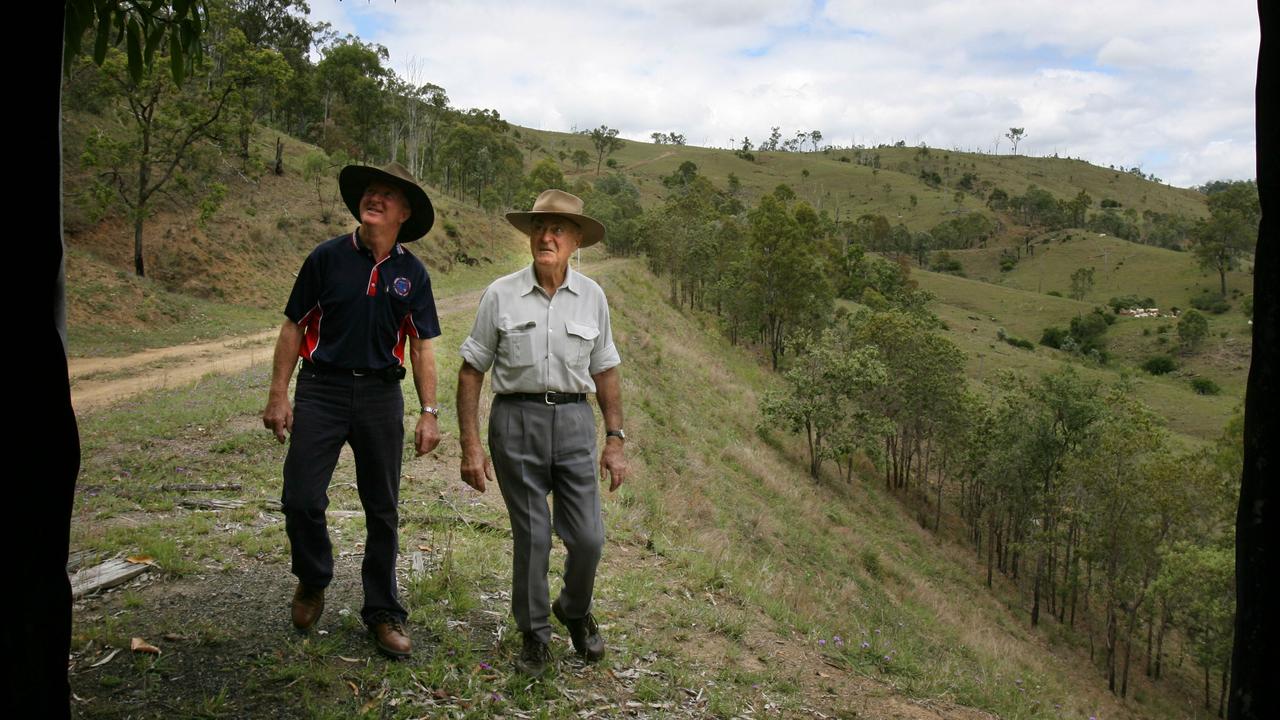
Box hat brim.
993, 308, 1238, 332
505, 211, 605, 248
339, 165, 435, 243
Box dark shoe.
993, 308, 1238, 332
291, 583, 325, 631
552, 599, 606, 661
514, 632, 552, 677
370, 616, 412, 659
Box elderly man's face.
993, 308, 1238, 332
529, 215, 582, 271
359, 181, 411, 231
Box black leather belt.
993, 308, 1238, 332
500, 391, 586, 404
301, 360, 405, 382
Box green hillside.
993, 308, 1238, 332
70, 253, 1204, 719
514, 128, 1209, 235
913, 269, 1242, 442
61, 102, 1244, 716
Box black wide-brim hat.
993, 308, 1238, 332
339, 162, 435, 243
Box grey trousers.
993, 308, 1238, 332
490, 395, 605, 643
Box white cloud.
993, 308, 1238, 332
304, 0, 1259, 186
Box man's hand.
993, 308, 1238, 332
460, 442, 495, 493
600, 437, 627, 492
262, 395, 293, 443
264, 320, 303, 443
415, 413, 441, 455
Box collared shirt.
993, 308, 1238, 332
284, 232, 441, 370
460, 265, 620, 394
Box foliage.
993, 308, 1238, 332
1068, 266, 1095, 301
80, 29, 288, 276
514, 158, 566, 211
930, 251, 964, 275
585, 173, 644, 257
760, 328, 889, 479
64, 0, 208, 85
1107, 295, 1155, 313
1068, 310, 1111, 355
1177, 309, 1210, 350
585, 125, 624, 175
1189, 292, 1231, 314
1141, 355, 1177, 375
1190, 377, 1221, 395
1190, 179, 1260, 296
1039, 326, 1068, 349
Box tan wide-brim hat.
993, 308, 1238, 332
505, 189, 606, 248
339, 162, 435, 243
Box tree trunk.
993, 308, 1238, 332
986, 513, 995, 588
1155, 612, 1167, 679
1031, 553, 1043, 627
1219, 661, 1229, 717
1107, 602, 1118, 692
274, 137, 284, 176
133, 214, 145, 278
1121, 604, 1138, 697
1146, 607, 1155, 677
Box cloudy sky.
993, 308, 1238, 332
308, 0, 1258, 188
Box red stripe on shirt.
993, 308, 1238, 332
298, 304, 323, 361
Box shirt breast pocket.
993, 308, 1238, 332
564, 320, 599, 369
499, 322, 536, 368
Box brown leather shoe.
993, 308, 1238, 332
290, 583, 325, 631
371, 618, 412, 659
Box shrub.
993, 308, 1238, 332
1003, 335, 1035, 350
1069, 311, 1110, 353
1040, 326, 1069, 349
1191, 377, 1221, 395
999, 250, 1019, 272
931, 251, 963, 274
1142, 355, 1177, 375
1047, 290, 1063, 297
1178, 309, 1210, 350
1109, 294, 1156, 313
1190, 293, 1231, 314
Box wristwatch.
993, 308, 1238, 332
605, 429, 626, 441
421, 405, 440, 417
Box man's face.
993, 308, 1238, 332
359, 181, 411, 231
529, 215, 582, 271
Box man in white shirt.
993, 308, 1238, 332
457, 189, 628, 676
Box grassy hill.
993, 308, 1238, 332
68, 252, 1217, 718
60, 111, 527, 357
514, 128, 1209, 235
62, 113, 1243, 716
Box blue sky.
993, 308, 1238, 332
309, 0, 1258, 187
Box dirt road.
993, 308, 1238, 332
68, 258, 623, 414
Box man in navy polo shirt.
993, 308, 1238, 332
262, 162, 441, 659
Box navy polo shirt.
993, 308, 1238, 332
284, 232, 441, 370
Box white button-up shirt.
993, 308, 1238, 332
460, 265, 621, 394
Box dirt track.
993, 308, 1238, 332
67, 259, 623, 414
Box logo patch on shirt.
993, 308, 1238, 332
392, 277, 412, 297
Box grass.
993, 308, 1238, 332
913, 266, 1244, 442
515, 128, 1208, 237
66, 257, 1224, 719
62, 101, 1233, 717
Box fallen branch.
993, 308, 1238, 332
70, 558, 150, 599
162, 483, 242, 492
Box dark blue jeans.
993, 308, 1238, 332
282, 368, 407, 625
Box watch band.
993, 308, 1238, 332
605, 429, 626, 441
421, 405, 440, 417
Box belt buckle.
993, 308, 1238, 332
352, 369, 369, 377
544, 391, 555, 405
